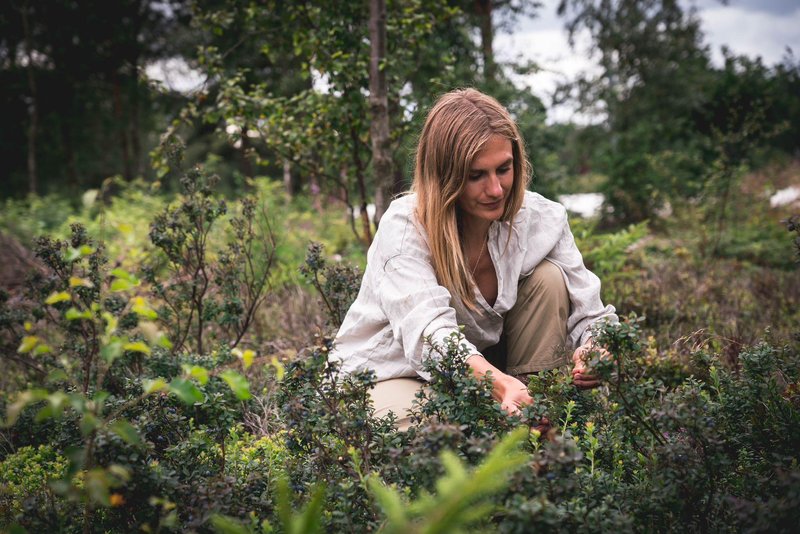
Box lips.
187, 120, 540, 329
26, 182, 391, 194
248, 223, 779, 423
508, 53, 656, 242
481, 199, 504, 210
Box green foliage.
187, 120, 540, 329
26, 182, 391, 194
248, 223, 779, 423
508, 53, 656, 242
300, 243, 361, 330
572, 219, 648, 282
0, 445, 68, 523
145, 143, 277, 355
369, 427, 529, 534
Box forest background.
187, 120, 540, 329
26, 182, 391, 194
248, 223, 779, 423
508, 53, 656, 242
1, 0, 799, 532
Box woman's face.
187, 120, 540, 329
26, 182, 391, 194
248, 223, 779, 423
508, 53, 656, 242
457, 135, 514, 228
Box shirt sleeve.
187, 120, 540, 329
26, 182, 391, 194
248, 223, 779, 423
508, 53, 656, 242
376, 253, 479, 380
545, 212, 619, 349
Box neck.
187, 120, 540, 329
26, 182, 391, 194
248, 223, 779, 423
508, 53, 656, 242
460, 215, 491, 248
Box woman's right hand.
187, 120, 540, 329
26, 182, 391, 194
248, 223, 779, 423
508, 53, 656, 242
467, 355, 549, 431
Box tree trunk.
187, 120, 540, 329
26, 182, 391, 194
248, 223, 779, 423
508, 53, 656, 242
21, 1, 38, 195
475, 0, 495, 84
112, 75, 133, 181
130, 75, 143, 177
369, 0, 393, 225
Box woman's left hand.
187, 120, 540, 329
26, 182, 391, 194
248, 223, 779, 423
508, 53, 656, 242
571, 340, 609, 389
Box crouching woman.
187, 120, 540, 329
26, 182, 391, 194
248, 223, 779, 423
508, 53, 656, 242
329, 88, 617, 430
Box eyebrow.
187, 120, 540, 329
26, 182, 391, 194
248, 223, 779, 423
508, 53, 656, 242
470, 157, 513, 172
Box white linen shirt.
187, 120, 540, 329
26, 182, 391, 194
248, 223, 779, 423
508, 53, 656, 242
330, 191, 617, 381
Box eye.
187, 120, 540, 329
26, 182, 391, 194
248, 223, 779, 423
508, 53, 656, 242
468, 172, 483, 181
497, 166, 511, 175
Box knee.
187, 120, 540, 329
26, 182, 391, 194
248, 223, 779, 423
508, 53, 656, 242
524, 260, 568, 309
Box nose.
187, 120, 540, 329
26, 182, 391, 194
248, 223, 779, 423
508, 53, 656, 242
486, 172, 503, 198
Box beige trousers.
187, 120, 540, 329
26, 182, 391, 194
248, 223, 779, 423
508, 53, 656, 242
371, 259, 570, 430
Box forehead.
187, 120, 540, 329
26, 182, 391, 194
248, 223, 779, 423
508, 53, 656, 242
471, 135, 513, 169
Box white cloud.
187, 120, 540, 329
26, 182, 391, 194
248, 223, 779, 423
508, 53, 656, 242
698, 5, 800, 66
145, 57, 206, 94
495, 0, 800, 123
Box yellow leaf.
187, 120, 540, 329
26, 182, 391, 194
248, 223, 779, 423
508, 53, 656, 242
24, 321, 33, 332
45, 291, 71, 305
69, 276, 94, 288
242, 349, 255, 369
123, 341, 151, 355
18, 336, 38, 354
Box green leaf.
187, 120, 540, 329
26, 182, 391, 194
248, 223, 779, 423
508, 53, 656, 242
110, 420, 142, 447
65, 247, 82, 262
110, 268, 133, 280
17, 335, 38, 354
142, 377, 168, 395
78, 245, 95, 257
131, 297, 158, 319
123, 341, 151, 355
182, 364, 209, 385
101, 340, 124, 364
33, 343, 52, 355
3, 389, 48, 427
110, 279, 133, 292
169, 378, 204, 405
80, 413, 100, 436
65, 307, 92, 320
45, 291, 71, 305
210, 515, 251, 534
219, 370, 251, 400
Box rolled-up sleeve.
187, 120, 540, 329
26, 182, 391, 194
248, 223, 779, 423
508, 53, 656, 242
546, 212, 618, 348
377, 254, 479, 377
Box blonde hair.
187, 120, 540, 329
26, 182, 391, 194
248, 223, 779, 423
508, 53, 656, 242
412, 88, 531, 311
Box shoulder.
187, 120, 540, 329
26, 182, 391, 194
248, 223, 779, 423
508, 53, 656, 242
517, 190, 568, 228
372, 194, 430, 258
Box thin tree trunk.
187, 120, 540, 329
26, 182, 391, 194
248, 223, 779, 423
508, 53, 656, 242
283, 158, 293, 196
475, 0, 495, 83
369, 0, 393, 225
130, 76, 143, 177
21, 1, 38, 195
113, 75, 133, 181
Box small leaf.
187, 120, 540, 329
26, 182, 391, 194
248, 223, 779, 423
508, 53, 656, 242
110, 420, 142, 446
271, 357, 285, 381
69, 276, 94, 288
110, 268, 132, 280
24, 321, 33, 332
45, 291, 71, 305
169, 378, 204, 405
78, 245, 95, 257
182, 364, 209, 385
210, 515, 251, 534
101, 340, 124, 364
65, 307, 92, 320
142, 377, 168, 394
240, 349, 255, 369
131, 297, 157, 319
65, 248, 82, 262
110, 279, 132, 292
157, 335, 173, 350
123, 341, 151, 355
102, 312, 118, 336
80, 413, 100, 436
33, 343, 51, 355
3, 389, 48, 427
220, 370, 251, 400
17, 336, 38, 354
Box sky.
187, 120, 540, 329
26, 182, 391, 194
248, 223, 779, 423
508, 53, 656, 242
147, 0, 800, 123
495, 0, 800, 123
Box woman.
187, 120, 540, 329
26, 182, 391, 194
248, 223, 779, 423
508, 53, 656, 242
330, 88, 617, 429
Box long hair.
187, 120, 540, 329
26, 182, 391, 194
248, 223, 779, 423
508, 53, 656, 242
412, 88, 531, 311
